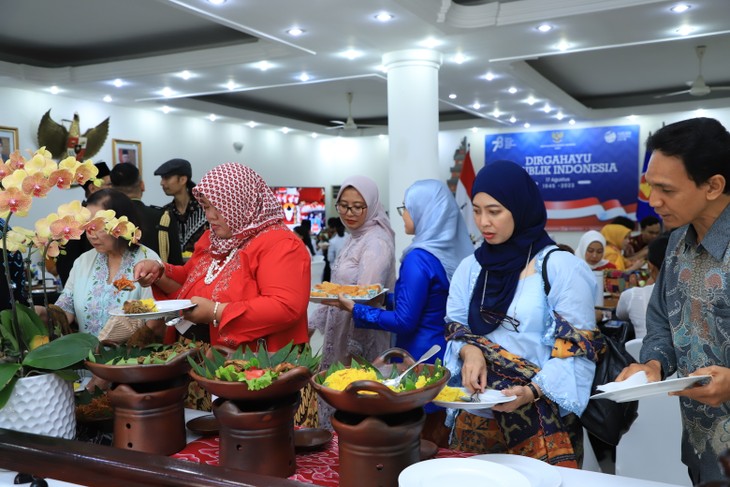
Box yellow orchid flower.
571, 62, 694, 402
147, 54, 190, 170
25, 152, 56, 177
58, 156, 81, 173
0, 229, 32, 252
2, 169, 28, 190
0, 187, 32, 216
57, 200, 90, 222
35, 147, 54, 160
74, 160, 98, 186
35, 214, 58, 239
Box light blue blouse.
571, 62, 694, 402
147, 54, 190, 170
56, 246, 158, 336
444, 245, 598, 416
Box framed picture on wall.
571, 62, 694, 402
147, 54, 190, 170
0, 126, 19, 161
112, 139, 142, 171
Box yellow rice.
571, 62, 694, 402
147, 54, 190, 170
323, 368, 379, 391
433, 385, 464, 402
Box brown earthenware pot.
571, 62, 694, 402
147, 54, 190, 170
84, 347, 199, 384
190, 366, 312, 402
310, 348, 449, 416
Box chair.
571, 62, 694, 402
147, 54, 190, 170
615, 338, 691, 485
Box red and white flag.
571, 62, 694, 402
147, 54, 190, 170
454, 149, 480, 245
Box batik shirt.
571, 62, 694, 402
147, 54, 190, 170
642, 203, 730, 482
163, 196, 207, 254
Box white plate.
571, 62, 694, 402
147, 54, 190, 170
472, 454, 562, 487
432, 388, 517, 410
399, 458, 530, 487
108, 299, 197, 319
309, 288, 388, 304
590, 375, 711, 403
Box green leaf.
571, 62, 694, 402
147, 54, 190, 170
188, 355, 207, 376
0, 363, 22, 390
0, 309, 19, 353
16, 303, 48, 339
269, 341, 293, 366
23, 333, 99, 370
0, 375, 18, 409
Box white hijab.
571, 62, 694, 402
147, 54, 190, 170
575, 230, 610, 270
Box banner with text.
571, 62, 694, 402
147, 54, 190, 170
485, 125, 639, 231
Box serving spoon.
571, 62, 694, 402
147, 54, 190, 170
381, 344, 441, 388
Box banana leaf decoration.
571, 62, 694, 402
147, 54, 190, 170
37, 109, 110, 160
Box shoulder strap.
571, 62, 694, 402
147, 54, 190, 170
541, 247, 569, 296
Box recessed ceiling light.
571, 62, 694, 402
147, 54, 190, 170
557, 41, 570, 51
472, 102, 481, 110
556, 111, 565, 120
675, 25, 694, 36
310, 132, 318, 138
246, 121, 258, 128
509, 116, 517, 123
103, 95, 112, 103
448, 93, 457, 100
378, 134, 386, 140
537, 24, 553, 33
484, 71, 495, 81
161, 106, 172, 114
471, 127, 479, 133
225, 81, 237, 91
208, 114, 218, 122
286, 27, 305, 36
569, 119, 576, 125
526, 95, 536, 105
627, 114, 637, 121
542, 104, 552, 113
255, 61, 273, 71
420, 37, 441, 49
374, 12, 394, 22
298, 72, 311, 82
281, 127, 291, 134
453, 53, 466, 64
113, 78, 124, 88
161, 87, 174, 98
508, 86, 517, 94
670, 3, 691, 13
492, 108, 501, 117
49, 86, 60, 94
207, 0, 227, 5
179, 70, 192, 80
341, 49, 363, 60
694, 108, 706, 116
523, 122, 531, 128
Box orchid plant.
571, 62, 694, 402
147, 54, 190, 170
0, 147, 139, 408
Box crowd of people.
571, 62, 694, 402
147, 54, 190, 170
3, 115, 729, 483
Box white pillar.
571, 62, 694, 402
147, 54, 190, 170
382, 49, 443, 258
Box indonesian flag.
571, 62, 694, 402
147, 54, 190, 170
454, 150, 480, 245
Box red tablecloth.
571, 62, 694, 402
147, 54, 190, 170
172, 433, 474, 486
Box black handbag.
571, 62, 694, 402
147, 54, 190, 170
542, 248, 639, 446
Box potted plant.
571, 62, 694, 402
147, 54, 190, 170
0, 147, 138, 438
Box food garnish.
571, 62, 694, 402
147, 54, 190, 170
310, 282, 383, 298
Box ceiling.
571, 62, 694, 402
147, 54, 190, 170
2, 0, 730, 136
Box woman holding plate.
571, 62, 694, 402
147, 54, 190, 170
444, 160, 600, 467
134, 162, 310, 352
308, 175, 396, 428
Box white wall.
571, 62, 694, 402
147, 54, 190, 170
4, 85, 730, 254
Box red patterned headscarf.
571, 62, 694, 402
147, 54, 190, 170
192, 163, 284, 258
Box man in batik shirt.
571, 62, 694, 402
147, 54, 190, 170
618, 117, 730, 484
154, 158, 208, 254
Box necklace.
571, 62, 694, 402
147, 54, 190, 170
204, 250, 237, 284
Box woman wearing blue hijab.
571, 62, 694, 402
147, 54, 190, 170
443, 160, 600, 467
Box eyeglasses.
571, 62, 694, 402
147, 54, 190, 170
396, 205, 406, 216
336, 203, 367, 216
479, 270, 520, 332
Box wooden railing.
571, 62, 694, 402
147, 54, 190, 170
0, 428, 309, 487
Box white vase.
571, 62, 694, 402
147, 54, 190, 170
0, 373, 76, 439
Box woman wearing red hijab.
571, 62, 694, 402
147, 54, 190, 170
134, 162, 310, 352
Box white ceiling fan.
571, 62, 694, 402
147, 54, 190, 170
326, 92, 379, 131
656, 45, 730, 98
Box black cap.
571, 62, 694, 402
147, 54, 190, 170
154, 158, 192, 178
110, 163, 140, 187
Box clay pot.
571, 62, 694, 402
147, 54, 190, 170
190, 366, 312, 402
332, 408, 425, 487
310, 348, 450, 416
85, 347, 199, 384
214, 394, 300, 477
106, 377, 189, 455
